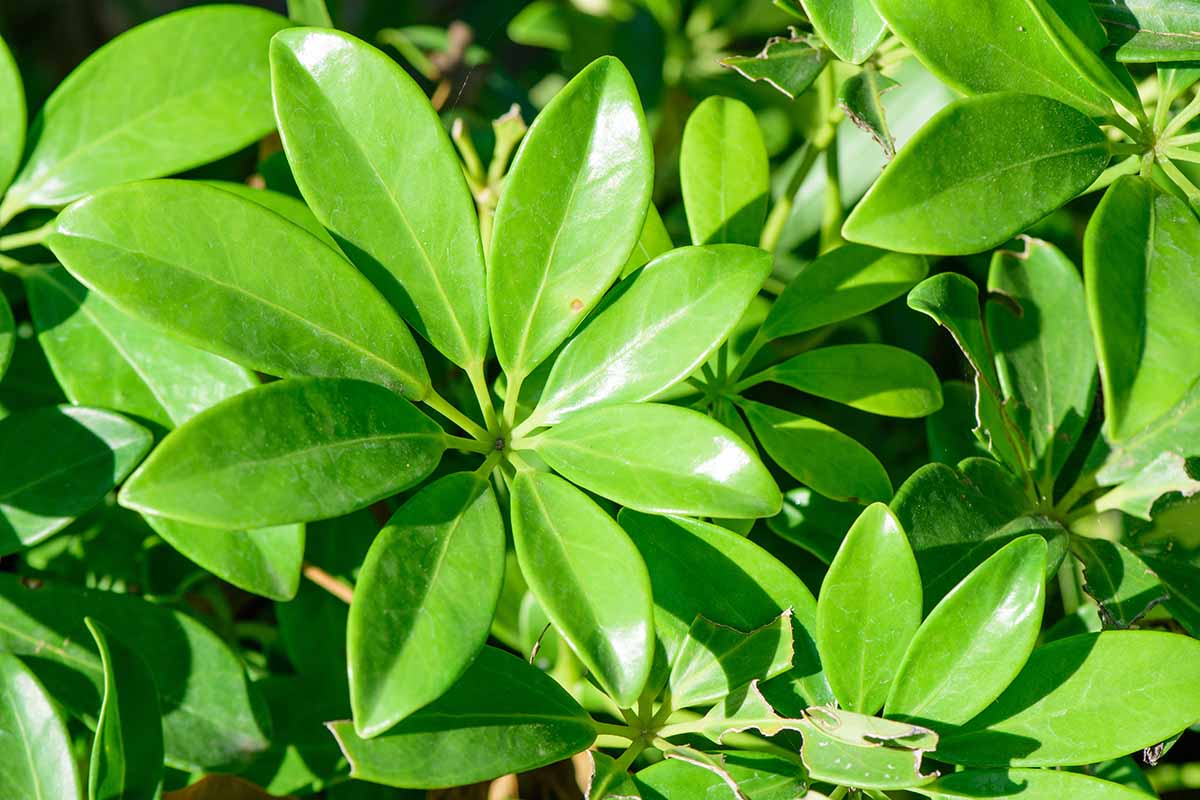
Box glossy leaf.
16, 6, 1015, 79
918, 768, 1158, 800
800, 0, 886, 64
527, 403, 781, 518
720, 33, 829, 100
761, 244, 928, 340
0, 292, 13, 381
987, 239, 1096, 481
741, 400, 892, 504
0, 34, 23, 196
634, 751, 807, 800
797, 716, 935, 790
586, 751, 640, 800
937, 631, 1200, 766
886, 536, 1047, 726
512, 471, 653, 706
843, 93, 1108, 255
329, 647, 595, 788
680, 96, 769, 247
85, 619, 163, 800
349, 473, 505, 736
1095, 452, 1200, 520
1094, 0, 1200, 62
0, 6, 288, 218
532, 244, 770, 425
207, 181, 341, 252
668, 611, 794, 709
1072, 537, 1166, 628
120, 378, 445, 529
25, 265, 256, 431
0, 405, 151, 553
1096, 378, 1200, 485
839, 67, 898, 159
1085, 176, 1200, 441
817, 503, 922, 714
620, 203, 673, 278
0, 574, 270, 770
0, 652, 81, 800
271, 28, 489, 368
489, 56, 652, 379
751, 344, 942, 418
50, 180, 430, 398
871, 0, 1115, 116
619, 510, 831, 707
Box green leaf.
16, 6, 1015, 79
761, 244, 928, 340
271, 28, 489, 369
0, 292, 13, 381
349, 473, 505, 737
839, 67, 899, 159
620, 203, 674, 279
0, 652, 81, 800
120, 378, 444, 529
287, 0, 332, 26
870, 0, 1115, 116
50, 180, 430, 398
0, 34, 24, 196
512, 471, 653, 706
25, 265, 256, 431
681, 96, 769, 247
697, 681, 804, 743
843, 93, 1108, 255
918, 767, 1159, 799
1072, 537, 1167, 628
1139, 551, 1200, 637
936, 631, 1200, 766
816, 503, 921, 714
489, 56, 652, 379
0, 574, 270, 770
0, 6, 288, 220
926, 381, 992, 465
1085, 175, 1200, 442
586, 752, 641, 799
808, 705, 938, 749
767, 487, 859, 564
1096, 377, 1200, 485
85, 619, 163, 800
799, 0, 886, 63
668, 611, 794, 709
531, 245, 770, 425
619, 510, 831, 707
1094, 0, 1200, 62
720, 32, 829, 100
797, 716, 936, 790
526, 403, 781, 518
750, 344, 942, 418
507, 0, 570, 50
886, 536, 1047, 726
329, 647, 595, 788
206, 181, 342, 252
1095, 453, 1200, 520
634, 751, 806, 800
0, 406, 151, 553
987, 239, 1096, 482
741, 400, 892, 504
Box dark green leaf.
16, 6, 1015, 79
1138, 551, 1200, 637
767, 487, 858, 564
919, 767, 1157, 799
0, 292, 13, 381
507, 1, 570, 50
0, 651, 81, 800
668, 612, 794, 709
0, 34, 23, 196
634, 751, 806, 800
681, 96, 769, 246
720, 33, 829, 100
329, 647, 595, 788
1072, 537, 1167, 628
349, 473, 503, 737
926, 381, 992, 465
1094, 0, 1200, 62
839, 67, 898, 159
800, 0, 886, 64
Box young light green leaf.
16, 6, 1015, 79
271, 28, 489, 368
620, 203, 674, 278
681, 96, 769, 246
619, 510, 831, 707
0, 574, 270, 770
349, 473, 504, 737
843, 93, 1109, 255
585, 752, 640, 800
0, 406, 151, 554
525, 403, 781, 518
1094, 452, 1200, 520
0, 6, 288, 221
937, 631, 1200, 766
287, 0, 332, 26
797, 716, 936, 790
0, 652, 82, 800
531, 244, 770, 426
871, 0, 1115, 116
987, 238, 1096, 482
0, 34, 24, 196
1093, 0, 1200, 62
761, 244, 928, 340
329, 647, 595, 788
0, 292, 13, 381
1096, 378, 1200, 486
741, 400, 892, 504
85, 619, 163, 800
668, 611, 794, 709
918, 768, 1160, 800
749, 344, 942, 418
839, 66, 899, 159
634, 751, 808, 799
1085, 176, 1200, 442
489, 56, 652, 379
721, 32, 829, 100
816, 503, 922, 714
25, 266, 257, 431
120, 378, 445, 529
808, 705, 938, 750
50, 180, 430, 398
886, 536, 1047, 726
696, 681, 805, 743
513, 471, 653, 706
1072, 537, 1167, 628
799, 0, 886, 64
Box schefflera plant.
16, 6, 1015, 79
47, 28, 787, 784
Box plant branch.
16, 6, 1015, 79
1162, 92, 1200, 139
728, 328, 769, 385
466, 361, 499, 433
592, 721, 637, 740
444, 434, 492, 453
0, 220, 55, 252
302, 562, 354, 604
1158, 156, 1200, 204
424, 388, 489, 440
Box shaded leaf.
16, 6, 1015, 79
0, 34, 23, 196
681, 96, 769, 246
669, 611, 794, 709
1073, 537, 1167, 628
721, 32, 829, 100
634, 751, 807, 800
838, 67, 898, 159
918, 767, 1157, 799
799, 0, 887, 64
1094, 0, 1200, 62
620, 203, 673, 278
0, 652, 81, 800
797, 715, 936, 790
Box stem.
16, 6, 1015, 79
0, 220, 55, 252
0, 253, 24, 273
1055, 471, 1099, 517
829, 787, 849, 800
466, 361, 499, 433
1164, 145, 1200, 165
1162, 91, 1200, 139
1167, 131, 1200, 147
819, 123, 844, 254
444, 434, 492, 454
592, 721, 637, 740
716, 343, 728, 383
302, 562, 354, 604
1106, 113, 1144, 142
501, 370, 525, 430
1108, 142, 1145, 156
612, 738, 648, 772
508, 451, 536, 473
762, 276, 786, 295
1158, 156, 1200, 204
1058, 559, 1082, 615
728, 328, 769, 384
759, 197, 792, 254
733, 370, 770, 395
450, 118, 485, 184
424, 388, 489, 440
474, 450, 502, 477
